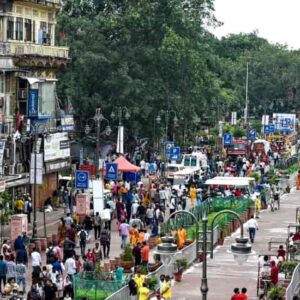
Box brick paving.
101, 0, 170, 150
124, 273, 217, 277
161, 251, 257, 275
171, 189, 299, 300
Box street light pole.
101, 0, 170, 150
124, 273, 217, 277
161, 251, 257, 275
200, 213, 208, 300
32, 124, 38, 239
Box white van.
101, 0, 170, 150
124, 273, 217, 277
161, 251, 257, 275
181, 151, 208, 170
166, 164, 185, 182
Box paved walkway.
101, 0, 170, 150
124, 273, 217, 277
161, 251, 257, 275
171, 189, 299, 300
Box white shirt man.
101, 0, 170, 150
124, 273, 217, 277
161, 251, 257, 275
131, 201, 139, 218
247, 216, 258, 243
65, 256, 76, 276
31, 249, 42, 267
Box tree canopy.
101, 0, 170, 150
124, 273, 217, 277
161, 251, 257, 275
56, 0, 300, 146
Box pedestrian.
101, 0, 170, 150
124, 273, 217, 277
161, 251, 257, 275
15, 260, 26, 293
93, 242, 102, 263
6, 255, 16, 282
64, 213, 73, 229
239, 287, 248, 300
15, 247, 28, 265
82, 255, 94, 271
128, 274, 138, 300
189, 185, 197, 207
161, 275, 172, 299
57, 218, 67, 244
297, 170, 300, 190
78, 226, 88, 256
120, 220, 130, 249
141, 241, 149, 268
100, 225, 111, 258
0, 255, 6, 294
46, 242, 56, 265
52, 257, 64, 275
247, 215, 258, 243
270, 261, 279, 286
31, 247, 42, 281
138, 282, 150, 300
93, 212, 102, 240
231, 288, 240, 300
56, 274, 64, 300
255, 195, 261, 218
64, 255, 76, 281
43, 279, 57, 300
83, 215, 93, 239
63, 275, 73, 298
133, 242, 142, 266
24, 196, 32, 224
177, 226, 187, 250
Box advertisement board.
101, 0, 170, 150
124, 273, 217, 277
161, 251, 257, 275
44, 132, 70, 162
10, 214, 28, 241
76, 194, 90, 216
60, 115, 74, 132
273, 113, 296, 132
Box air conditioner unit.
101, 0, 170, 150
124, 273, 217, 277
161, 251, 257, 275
8, 165, 14, 175
16, 163, 23, 174
4, 148, 9, 159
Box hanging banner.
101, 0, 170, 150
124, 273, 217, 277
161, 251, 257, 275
30, 153, 43, 184
117, 125, 124, 154
28, 89, 39, 117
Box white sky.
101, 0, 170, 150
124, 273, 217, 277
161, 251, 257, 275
212, 0, 300, 49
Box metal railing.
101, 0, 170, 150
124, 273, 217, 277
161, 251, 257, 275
0, 41, 69, 58
105, 241, 197, 300
286, 263, 300, 299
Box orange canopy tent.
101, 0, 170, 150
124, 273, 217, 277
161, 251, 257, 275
113, 156, 141, 173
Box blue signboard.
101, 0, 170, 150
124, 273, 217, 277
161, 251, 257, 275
269, 124, 275, 133
264, 124, 275, 134
28, 89, 39, 117
75, 170, 89, 189
223, 134, 232, 145
105, 163, 118, 180
169, 147, 181, 161
164, 141, 175, 155
248, 129, 256, 140
60, 115, 74, 132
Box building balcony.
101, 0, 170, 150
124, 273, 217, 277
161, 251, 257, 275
17, 0, 61, 8
0, 41, 69, 59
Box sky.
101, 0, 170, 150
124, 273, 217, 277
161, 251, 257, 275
212, 0, 300, 49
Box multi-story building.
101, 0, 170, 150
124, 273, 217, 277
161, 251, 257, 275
0, 0, 72, 206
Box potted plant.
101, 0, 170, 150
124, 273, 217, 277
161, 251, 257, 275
147, 277, 158, 291
282, 260, 298, 277
120, 244, 134, 272
173, 257, 188, 282
268, 286, 283, 300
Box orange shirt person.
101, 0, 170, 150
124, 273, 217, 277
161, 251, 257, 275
141, 241, 150, 266
130, 225, 139, 246
177, 226, 187, 250
138, 230, 145, 244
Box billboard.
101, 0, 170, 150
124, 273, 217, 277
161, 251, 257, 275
273, 113, 296, 133
44, 132, 70, 162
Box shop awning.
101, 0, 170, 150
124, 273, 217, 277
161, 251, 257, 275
5, 177, 29, 189
19, 76, 45, 85
112, 156, 141, 173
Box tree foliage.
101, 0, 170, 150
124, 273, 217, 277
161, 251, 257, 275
56, 0, 300, 146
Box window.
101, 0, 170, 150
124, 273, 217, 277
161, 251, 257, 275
25, 19, 32, 41
32, 20, 36, 42
15, 17, 23, 40
38, 81, 55, 116
7, 17, 14, 40
184, 157, 190, 167
191, 157, 197, 167
39, 21, 47, 44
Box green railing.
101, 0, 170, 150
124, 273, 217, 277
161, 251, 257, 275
161, 197, 253, 238
73, 272, 131, 300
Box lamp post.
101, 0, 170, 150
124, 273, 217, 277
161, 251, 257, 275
110, 106, 130, 154
156, 109, 178, 143
110, 106, 130, 126
159, 208, 254, 300
85, 108, 111, 177
31, 122, 50, 239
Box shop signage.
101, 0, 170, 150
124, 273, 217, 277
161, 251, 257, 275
44, 132, 70, 162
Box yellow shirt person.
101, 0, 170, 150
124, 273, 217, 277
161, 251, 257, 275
138, 285, 150, 300
177, 227, 187, 250
161, 277, 172, 299
189, 186, 197, 206
134, 273, 145, 292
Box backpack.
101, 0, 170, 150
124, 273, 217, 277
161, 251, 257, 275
80, 230, 87, 242
158, 213, 164, 223
100, 230, 109, 244
46, 247, 56, 264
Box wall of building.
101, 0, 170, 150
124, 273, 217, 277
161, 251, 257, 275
35, 172, 57, 208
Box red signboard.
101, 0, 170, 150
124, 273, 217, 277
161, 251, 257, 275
79, 164, 96, 176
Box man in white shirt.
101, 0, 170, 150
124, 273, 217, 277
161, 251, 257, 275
31, 247, 42, 281
131, 201, 139, 219
65, 255, 76, 280
247, 215, 258, 243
